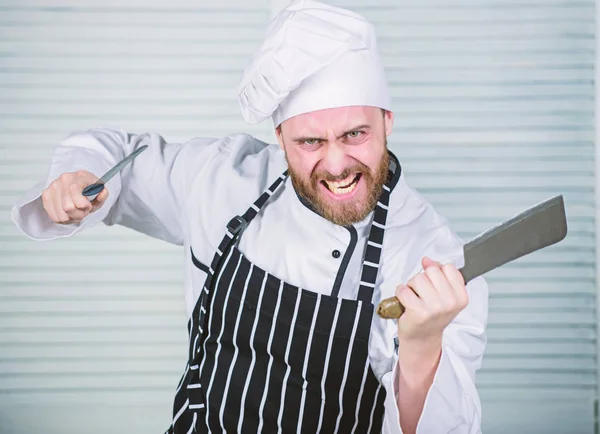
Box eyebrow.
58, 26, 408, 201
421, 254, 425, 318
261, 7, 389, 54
291, 124, 372, 142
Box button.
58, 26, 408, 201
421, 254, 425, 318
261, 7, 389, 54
332, 249, 341, 258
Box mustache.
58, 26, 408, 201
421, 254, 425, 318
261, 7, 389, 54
311, 164, 370, 183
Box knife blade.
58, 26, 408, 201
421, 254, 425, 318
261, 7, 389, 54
376, 195, 568, 319
81, 145, 148, 201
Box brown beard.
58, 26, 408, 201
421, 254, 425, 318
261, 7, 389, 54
287, 149, 390, 227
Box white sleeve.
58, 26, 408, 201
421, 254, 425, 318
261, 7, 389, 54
11, 127, 222, 244
381, 275, 488, 434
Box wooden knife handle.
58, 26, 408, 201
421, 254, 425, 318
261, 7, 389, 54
376, 296, 405, 319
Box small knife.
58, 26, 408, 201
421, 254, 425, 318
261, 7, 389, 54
81, 145, 148, 201
376, 195, 568, 319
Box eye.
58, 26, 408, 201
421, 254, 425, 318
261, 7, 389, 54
346, 131, 362, 138
300, 139, 322, 151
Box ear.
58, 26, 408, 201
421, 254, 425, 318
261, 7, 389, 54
275, 125, 285, 151
383, 110, 394, 136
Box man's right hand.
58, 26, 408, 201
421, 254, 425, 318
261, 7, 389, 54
41, 170, 109, 224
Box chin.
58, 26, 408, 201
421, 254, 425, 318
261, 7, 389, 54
318, 197, 372, 227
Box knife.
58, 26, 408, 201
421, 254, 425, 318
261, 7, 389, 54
81, 145, 148, 201
376, 195, 568, 319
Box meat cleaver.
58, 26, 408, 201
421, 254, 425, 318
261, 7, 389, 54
376, 195, 568, 319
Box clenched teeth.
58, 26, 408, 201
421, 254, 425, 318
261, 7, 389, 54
324, 174, 361, 195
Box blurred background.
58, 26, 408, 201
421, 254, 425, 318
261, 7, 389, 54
0, 0, 595, 432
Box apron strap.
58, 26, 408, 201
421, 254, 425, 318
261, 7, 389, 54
357, 153, 401, 303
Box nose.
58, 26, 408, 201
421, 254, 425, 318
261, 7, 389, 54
320, 141, 348, 177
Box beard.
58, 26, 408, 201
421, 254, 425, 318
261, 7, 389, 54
287, 148, 390, 227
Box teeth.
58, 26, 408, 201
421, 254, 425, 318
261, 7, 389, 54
328, 174, 356, 189
326, 174, 359, 195
330, 183, 357, 195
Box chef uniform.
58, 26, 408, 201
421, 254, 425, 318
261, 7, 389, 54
11, 1, 489, 433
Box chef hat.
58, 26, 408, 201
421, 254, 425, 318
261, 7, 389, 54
238, 0, 391, 126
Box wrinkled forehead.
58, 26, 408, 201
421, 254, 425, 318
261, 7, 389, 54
279, 105, 382, 137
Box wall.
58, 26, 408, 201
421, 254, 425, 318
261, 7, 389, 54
0, 0, 595, 432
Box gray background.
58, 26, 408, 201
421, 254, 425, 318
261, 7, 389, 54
0, 0, 595, 433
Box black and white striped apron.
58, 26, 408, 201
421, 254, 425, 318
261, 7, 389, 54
166, 155, 400, 433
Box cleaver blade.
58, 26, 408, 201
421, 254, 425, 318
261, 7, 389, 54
459, 194, 568, 284
376, 195, 568, 319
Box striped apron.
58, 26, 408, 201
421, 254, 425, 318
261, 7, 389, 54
166, 155, 399, 433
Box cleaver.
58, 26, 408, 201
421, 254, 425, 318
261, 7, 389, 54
376, 195, 568, 319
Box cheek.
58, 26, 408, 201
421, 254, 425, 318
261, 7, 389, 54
348, 145, 383, 171
289, 152, 318, 179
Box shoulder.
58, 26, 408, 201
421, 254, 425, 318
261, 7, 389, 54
382, 174, 465, 283
184, 133, 287, 254
182, 132, 283, 172
184, 133, 286, 188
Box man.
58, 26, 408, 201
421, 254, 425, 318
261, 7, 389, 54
11, 1, 488, 433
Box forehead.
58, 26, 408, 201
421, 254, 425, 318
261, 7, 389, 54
281, 106, 381, 135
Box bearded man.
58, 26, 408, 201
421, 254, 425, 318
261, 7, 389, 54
12, 1, 488, 433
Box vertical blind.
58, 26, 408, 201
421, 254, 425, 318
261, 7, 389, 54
0, 0, 596, 433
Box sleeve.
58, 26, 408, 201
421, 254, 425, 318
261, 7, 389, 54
11, 127, 223, 244
381, 275, 488, 434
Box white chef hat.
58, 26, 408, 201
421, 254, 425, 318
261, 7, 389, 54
238, 0, 391, 127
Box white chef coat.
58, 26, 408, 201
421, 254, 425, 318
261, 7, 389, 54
12, 127, 488, 434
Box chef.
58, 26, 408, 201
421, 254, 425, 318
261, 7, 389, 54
11, 1, 488, 433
